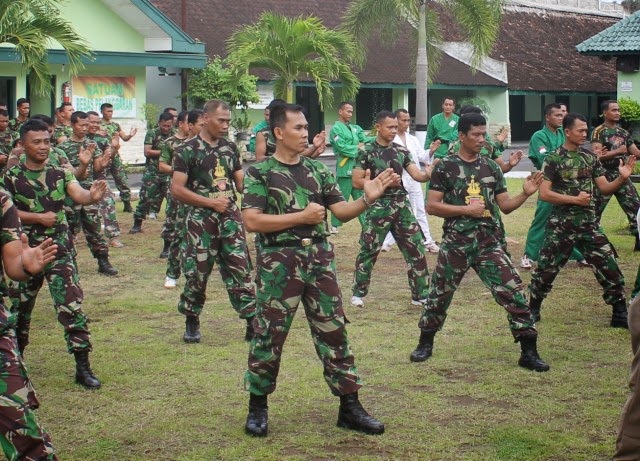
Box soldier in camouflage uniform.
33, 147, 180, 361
87, 111, 123, 248
2, 119, 108, 389
100, 103, 135, 212
0, 189, 59, 461
58, 111, 118, 276
171, 100, 255, 344
0, 109, 16, 170
529, 113, 635, 328
7, 98, 29, 134
242, 103, 392, 437
410, 113, 550, 372
160, 110, 203, 288
350, 110, 432, 308
590, 100, 640, 250
129, 112, 174, 233
53, 102, 74, 145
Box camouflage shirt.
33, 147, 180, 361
144, 127, 173, 171
590, 124, 634, 170
354, 141, 414, 198
53, 124, 73, 144
8, 118, 27, 134
243, 156, 345, 245
256, 126, 276, 156
542, 146, 604, 222
87, 133, 111, 180
58, 138, 102, 189
173, 135, 242, 203
1, 163, 77, 256
430, 154, 506, 235
101, 120, 121, 139
447, 133, 504, 161
0, 129, 17, 156
7, 147, 71, 172
160, 134, 189, 166
0, 192, 21, 305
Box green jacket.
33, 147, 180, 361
248, 119, 268, 153
528, 125, 565, 170
329, 121, 374, 177
425, 112, 459, 159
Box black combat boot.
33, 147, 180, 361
97, 255, 118, 276
518, 336, 550, 372
74, 350, 102, 389
183, 315, 201, 343
122, 200, 133, 213
337, 392, 385, 435
245, 393, 268, 437
611, 302, 629, 329
529, 297, 543, 323
409, 329, 435, 362
245, 317, 254, 342
159, 239, 170, 259
129, 218, 143, 234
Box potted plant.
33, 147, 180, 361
231, 108, 252, 141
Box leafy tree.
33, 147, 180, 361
0, 0, 92, 96
226, 12, 360, 110
342, 0, 502, 137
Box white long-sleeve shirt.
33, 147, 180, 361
394, 132, 430, 192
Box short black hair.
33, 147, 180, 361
394, 108, 409, 117
188, 109, 204, 125
163, 107, 178, 113
59, 102, 73, 111
177, 110, 189, 123
70, 111, 88, 124
0, 109, 8, 118
158, 112, 175, 123
458, 113, 486, 134
459, 105, 482, 116
270, 103, 305, 137
544, 103, 562, 116
601, 100, 617, 112
30, 114, 54, 126
443, 97, 455, 105
16, 98, 29, 107
87, 111, 100, 117
19, 119, 49, 140
338, 101, 353, 110
563, 113, 587, 130
266, 99, 286, 112
100, 103, 113, 111
375, 110, 396, 124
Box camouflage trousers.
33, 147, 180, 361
133, 171, 170, 221
162, 190, 188, 280
529, 215, 626, 306
9, 253, 91, 354
177, 205, 255, 319
66, 203, 108, 258
596, 169, 640, 236
418, 228, 537, 339
107, 152, 131, 202
352, 196, 429, 301
97, 186, 121, 239
0, 333, 57, 461
245, 241, 362, 396
331, 177, 364, 228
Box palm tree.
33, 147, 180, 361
342, 0, 502, 140
0, 0, 92, 96
226, 12, 360, 111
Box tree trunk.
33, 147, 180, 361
415, 1, 428, 147
286, 83, 295, 104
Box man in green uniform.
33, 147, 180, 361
171, 99, 255, 344
425, 97, 459, 160
0, 189, 59, 460
53, 102, 73, 145
0, 109, 16, 170
591, 100, 640, 250
3, 118, 108, 389
58, 111, 118, 276
350, 110, 432, 308
8, 98, 29, 134
410, 113, 549, 372
100, 103, 136, 212
129, 112, 174, 233
328, 101, 375, 233
521, 103, 586, 269
248, 104, 272, 156
242, 102, 393, 437
529, 113, 635, 328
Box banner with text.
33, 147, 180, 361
72, 76, 136, 118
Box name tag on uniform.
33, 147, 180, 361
539, 147, 547, 154
449, 120, 457, 128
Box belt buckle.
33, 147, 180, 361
301, 238, 312, 247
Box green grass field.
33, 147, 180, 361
21, 178, 640, 460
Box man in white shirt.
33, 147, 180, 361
382, 109, 440, 253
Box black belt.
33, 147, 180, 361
263, 237, 326, 248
